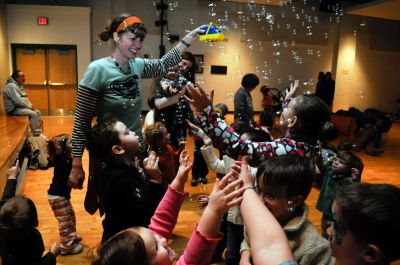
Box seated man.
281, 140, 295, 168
3, 70, 42, 136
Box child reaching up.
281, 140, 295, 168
92, 155, 245, 265
47, 134, 82, 255
237, 155, 335, 265
144, 122, 184, 187
316, 150, 360, 238
0, 160, 60, 264
87, 118, 166, 242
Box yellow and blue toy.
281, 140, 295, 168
199, 23, 225, 42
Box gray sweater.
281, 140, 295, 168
3, 77, 32, 113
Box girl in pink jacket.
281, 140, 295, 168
92, 153, 245, 265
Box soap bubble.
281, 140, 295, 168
233, 53, 240, 63
226, 89, 235, 102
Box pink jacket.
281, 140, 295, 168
149, 186, 222, 265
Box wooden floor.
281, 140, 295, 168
22, 116, 400, 265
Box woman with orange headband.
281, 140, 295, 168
69, 13, 203, 213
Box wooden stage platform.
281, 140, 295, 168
0, 114, 29, 197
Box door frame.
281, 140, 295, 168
11, 44, 78, 115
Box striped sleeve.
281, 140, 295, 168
141, 47, 182, 79
71, 85, 99, 157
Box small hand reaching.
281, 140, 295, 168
50, 242, 61, 257
184, 84, 213, 112
172, 150, 192, 191
285, 79, 299, 101
7, 159, 20, 180
197, 195, 209, 209
143, 151, 161, 183
208, 173, 245, 215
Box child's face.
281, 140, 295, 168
166, 68, 179, 80
115, 121, 140, 153
327, 201, 366, 265
332, 157, 350, 174
257, 179, 293, 225
136, 227, 175, 265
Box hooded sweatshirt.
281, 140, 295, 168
3, 77, 32, 113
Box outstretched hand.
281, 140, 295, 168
7, 159, 20, 180
172, 150, 192, 191
232, 156, 254, 189
143, 151, 162, 183
208, 172, 245, 215
184, 84, 213, 112
285, 79, 299, 100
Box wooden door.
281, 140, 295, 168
48, 48, 77, 115
14, 45, 77, 116
15, 48, 49, 115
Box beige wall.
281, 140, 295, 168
6, 4, 91, 80
0, 0, 9, 113
4, 2, 400, 113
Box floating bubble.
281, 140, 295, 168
233, 53, 240, 63
278, 78, 282, 84
353, 30, 357, 36
316, 50, 321, 57
247, 39, 254, 50
190, 18, 194, 25
324, 32, 329, 39
307, 49, 314, 55
226, 89, 235, 102
288, 75, 293, 81
306, 25, 312, 36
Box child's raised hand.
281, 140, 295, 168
208, 172, 245, 215
143, 151, 162, 183
7, 159, 20, 180
197, 195, 209, 209
172, 150, 192, 191
235, 156, 253, 189
285, 79, 299, 100
49, 242, 61, 257
184, 84, 212, 112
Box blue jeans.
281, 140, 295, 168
226, 221, 244, 265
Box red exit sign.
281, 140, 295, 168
37, 17, 49, 25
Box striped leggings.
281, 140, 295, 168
48, 195, 78, 249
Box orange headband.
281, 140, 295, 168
115, 16, 142, 33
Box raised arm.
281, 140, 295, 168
239, 156, 294, 265
149, 151, 192, 239
177, 173, 245, 265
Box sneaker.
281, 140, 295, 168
200, 178, 208, 184
74, 234, 82, 243
191, 179, 198, 186
61, 243, 83, 255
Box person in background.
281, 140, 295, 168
324, 72, 335, 108
3, 70, 42, 136
234, 73, 260, 126
0, 160, 60, 265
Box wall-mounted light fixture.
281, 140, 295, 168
359, 17, 366, 27
237, 3, 244, 15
